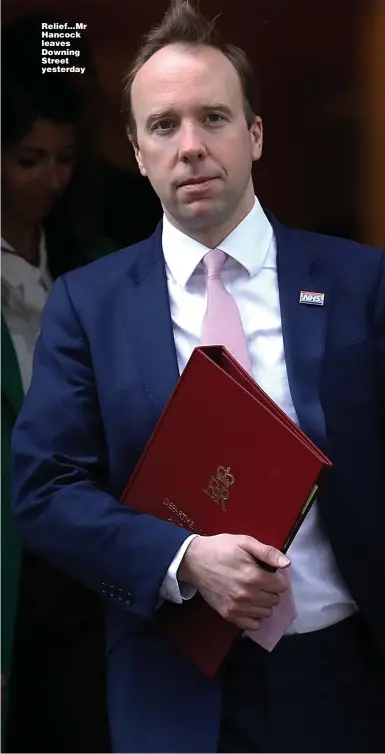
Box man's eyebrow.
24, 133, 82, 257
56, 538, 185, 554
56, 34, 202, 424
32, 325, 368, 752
145, 110, 175, 128
201, 102, 233, 115
145, 102, 233, 129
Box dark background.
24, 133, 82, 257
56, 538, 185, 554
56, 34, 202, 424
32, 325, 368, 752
2, 0, 385, 244
2, 3, 384, 750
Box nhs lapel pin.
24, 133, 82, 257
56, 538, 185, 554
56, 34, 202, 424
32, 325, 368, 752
299, 291, 325, 306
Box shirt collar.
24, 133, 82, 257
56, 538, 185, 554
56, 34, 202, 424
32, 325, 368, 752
1, 230, 49, 287
162, 196, 273, 288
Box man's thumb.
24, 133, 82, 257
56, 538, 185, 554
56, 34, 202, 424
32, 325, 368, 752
242, 537, 290, 569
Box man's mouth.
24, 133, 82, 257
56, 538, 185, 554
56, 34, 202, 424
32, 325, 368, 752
178, 177, 217, 188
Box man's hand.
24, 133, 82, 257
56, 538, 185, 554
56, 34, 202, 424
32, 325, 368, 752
177, 534, 290, 630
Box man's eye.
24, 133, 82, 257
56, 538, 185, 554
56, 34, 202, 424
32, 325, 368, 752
206, 113, 225, 123
153, 120, 174, 132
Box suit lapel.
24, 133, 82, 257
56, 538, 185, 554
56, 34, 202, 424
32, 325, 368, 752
123, 223, 180, 421
272, 217, 331, 452
1, 314, 24, 418
120, 216, 331, 450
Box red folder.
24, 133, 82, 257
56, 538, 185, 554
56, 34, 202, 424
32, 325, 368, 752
120, 346, 332, 675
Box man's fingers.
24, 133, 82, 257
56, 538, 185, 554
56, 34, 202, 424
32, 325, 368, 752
238, 567, 288, 596
236, 616, 262, 631
236, 589, 281, 608
225, 603, 274, 621
241, 605, 273, 620
264, 571, 288, 594
253, 590, 280, 608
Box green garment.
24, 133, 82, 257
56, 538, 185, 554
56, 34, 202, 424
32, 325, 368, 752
1, 235, 115, 694
1, 317, 24, 685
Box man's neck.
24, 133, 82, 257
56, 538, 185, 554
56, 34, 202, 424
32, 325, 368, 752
1, 214, 40, 266
164, 191, 255, 249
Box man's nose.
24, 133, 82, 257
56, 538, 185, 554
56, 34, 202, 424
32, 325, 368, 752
178, 124, 208, 162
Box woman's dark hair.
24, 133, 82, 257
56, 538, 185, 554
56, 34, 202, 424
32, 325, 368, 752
2, 75, 82, 148
2, 16, 105, 260
122, 0, 260, 142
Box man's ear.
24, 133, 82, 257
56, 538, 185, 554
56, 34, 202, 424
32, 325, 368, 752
250, 116, 263, 163
128, 134, 147, 177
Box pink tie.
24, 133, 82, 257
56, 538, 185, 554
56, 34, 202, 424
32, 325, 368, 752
201, 250, 253, 374
201, 249, 296, 651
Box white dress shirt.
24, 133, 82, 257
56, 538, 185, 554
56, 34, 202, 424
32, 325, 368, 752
159, 198, 357, 633
2, 233, 52, 394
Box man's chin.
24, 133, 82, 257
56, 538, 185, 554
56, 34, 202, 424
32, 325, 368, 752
177, 198, 223, 226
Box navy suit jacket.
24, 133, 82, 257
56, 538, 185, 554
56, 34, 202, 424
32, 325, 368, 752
12, 217, 385, 753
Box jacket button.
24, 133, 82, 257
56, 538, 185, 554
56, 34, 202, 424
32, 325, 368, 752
101, 583, 107, 594
116, 589, 123, 601
109, 585, 115, 597
125, 592, 132, 605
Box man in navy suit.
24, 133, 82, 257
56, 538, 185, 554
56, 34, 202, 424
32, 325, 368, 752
12, 1, 385, 752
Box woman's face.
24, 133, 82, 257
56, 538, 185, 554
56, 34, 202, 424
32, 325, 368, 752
2, 118, 77, 223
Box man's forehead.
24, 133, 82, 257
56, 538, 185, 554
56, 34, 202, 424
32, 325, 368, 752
132, 44, 241, 106
140, 42, 233, 71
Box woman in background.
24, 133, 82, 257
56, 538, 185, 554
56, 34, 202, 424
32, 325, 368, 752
2, 70, 112, 752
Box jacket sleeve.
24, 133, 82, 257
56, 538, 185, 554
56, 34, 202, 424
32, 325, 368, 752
11, 275, 190, 620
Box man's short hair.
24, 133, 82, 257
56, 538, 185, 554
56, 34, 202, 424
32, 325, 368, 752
122, 0, 260, 142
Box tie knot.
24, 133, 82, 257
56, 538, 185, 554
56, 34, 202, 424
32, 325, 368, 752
202, 249, 226, 279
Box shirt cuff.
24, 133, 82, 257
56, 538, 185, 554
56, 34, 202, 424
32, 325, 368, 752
159, 534, 199, 604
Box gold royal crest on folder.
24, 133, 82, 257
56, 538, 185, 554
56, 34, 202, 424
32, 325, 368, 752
203, 466, 235, 511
